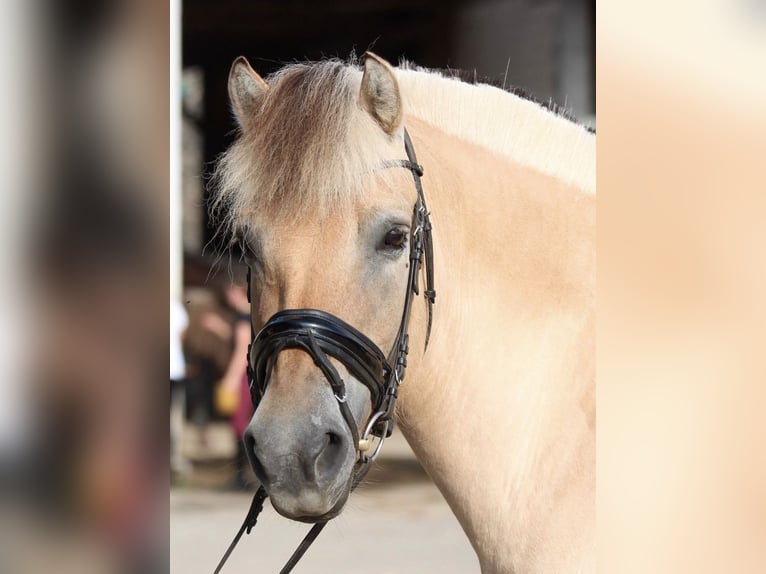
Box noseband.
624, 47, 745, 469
214, 128, 435, 574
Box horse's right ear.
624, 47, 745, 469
228, 56, 268, 128
360, 52, 402, 135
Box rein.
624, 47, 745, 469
213, 128, 435, 574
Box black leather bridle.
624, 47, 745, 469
213, 128, 435, 574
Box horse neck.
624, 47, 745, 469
397, 118, 595, 573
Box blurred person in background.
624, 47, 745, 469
182, 293, 230, 439
208, 274, 253, 490
181, 268, 254, 489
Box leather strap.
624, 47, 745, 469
278, 522, 328, 574
305, 330, 360, 448
276, 450, 374, 574
213, 486, 268, 574
403, 128, 435, 347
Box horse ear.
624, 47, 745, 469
228, 56, 268, 128
360, 52, 402, 135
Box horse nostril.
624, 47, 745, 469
315, 431, 346, 482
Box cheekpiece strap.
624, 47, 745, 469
402, 128, 436, 348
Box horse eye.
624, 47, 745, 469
383, 228, 407, 249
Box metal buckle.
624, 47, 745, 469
358, 410, 390, 461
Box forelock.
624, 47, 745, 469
212, 59, 397, 232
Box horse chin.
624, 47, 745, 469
269, 486, 351, 524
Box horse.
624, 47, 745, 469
212, 52, 595, 574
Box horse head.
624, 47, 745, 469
220, 53, 430, 523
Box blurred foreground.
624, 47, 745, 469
1, 0, 169, 572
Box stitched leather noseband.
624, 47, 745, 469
214, 128, 435, 574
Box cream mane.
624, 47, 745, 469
396, 66, 595, 194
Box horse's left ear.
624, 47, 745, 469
360, 52, 402, 135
